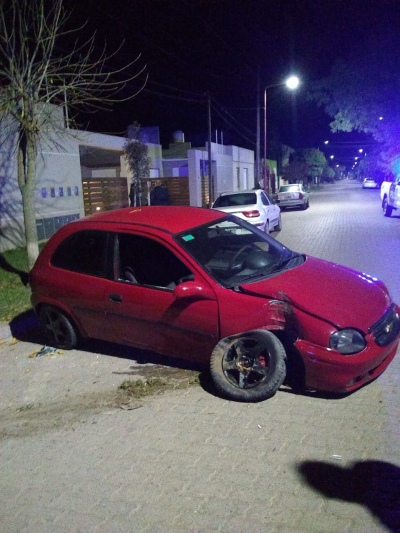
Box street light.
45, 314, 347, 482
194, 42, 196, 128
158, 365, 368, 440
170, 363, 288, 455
262, 75, 300, 193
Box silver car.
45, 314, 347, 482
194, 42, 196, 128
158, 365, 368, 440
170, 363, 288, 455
276, 184, 310, 210
212, 189, 281, 234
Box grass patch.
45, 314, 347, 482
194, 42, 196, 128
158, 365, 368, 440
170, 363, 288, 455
119, 375, 200, 399
0, 246, 41, 322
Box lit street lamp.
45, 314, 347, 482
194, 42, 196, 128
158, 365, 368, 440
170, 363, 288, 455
261, 75, 300, 193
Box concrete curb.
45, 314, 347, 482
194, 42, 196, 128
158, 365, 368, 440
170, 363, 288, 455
0, 322, 12, 341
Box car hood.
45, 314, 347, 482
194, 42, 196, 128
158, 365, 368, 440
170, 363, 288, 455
240, 255, 391, 331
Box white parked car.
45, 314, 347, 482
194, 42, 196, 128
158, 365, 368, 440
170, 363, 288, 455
276, 184, 310, 210
212, 189, 281, 233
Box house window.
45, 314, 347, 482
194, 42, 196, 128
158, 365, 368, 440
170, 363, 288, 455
59, 187, 64, 197
243, 168, 249, 189
50, 187, 55, 197
41, 188, 47, 198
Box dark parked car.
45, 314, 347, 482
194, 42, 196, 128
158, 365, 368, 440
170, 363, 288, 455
30, 206, 400, 402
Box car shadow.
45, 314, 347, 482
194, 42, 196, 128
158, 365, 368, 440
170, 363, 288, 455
8, 308, 212, 386
0, 254, 30, 286
297, 460, 400, 532
7, 310, 372, 404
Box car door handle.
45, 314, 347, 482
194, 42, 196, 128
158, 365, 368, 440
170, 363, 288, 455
109, 293, 123, 303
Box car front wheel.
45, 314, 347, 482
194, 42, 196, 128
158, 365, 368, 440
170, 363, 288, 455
210, 330, 287, 402
383, 197, 393, 217
39, 305, 78, 349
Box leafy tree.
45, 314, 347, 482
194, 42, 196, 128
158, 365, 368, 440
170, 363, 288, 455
124, 122, 150, 207
281, 151, 308, 183
0, 0, 146, 268
302, 148, 326, 182
282, 148, 326, 185
308, 35, 400, 175
321, 164, 335, 183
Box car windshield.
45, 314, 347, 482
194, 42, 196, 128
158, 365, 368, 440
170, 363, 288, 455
176, 215, 301, 288
279, 185, 300, 192
213, 192, 257, 208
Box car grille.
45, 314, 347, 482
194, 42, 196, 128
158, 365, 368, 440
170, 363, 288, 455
370, 305, 400, 347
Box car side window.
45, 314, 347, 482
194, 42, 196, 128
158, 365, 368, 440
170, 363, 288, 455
261, 192, 271, 206
116, 233, 193, 289
51, 230, 108, 277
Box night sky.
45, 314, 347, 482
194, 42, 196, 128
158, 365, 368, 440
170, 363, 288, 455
64, 0, 400, 165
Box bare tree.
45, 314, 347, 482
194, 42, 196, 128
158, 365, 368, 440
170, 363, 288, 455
0, 0, 147, 269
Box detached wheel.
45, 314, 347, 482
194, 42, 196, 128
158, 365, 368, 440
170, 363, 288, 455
383, 197, 393, 217
39, 305, 78, 349
210, 330, 286, 402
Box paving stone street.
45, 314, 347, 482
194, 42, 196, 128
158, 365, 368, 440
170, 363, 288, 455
1, 181, 400, 533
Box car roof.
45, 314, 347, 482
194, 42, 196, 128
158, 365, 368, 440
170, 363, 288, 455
218, 189, 260, 196
78, 206, 225, 234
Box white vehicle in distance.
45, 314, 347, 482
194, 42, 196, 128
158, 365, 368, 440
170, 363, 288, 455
276, 183, 310, 210
362, 177, 379, 189
212, 189, 281, 234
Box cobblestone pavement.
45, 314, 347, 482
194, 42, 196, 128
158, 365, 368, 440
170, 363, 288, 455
1, 181, 400, 533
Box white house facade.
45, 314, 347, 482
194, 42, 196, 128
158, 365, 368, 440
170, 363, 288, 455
0, 118, 255, 252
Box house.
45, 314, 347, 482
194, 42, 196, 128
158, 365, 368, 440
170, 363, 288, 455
0, 116, 256, 252
0, 113, 162, 252
163, 130, 255, 207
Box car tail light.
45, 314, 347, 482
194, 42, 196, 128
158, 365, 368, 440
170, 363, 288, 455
242, 210, 260, 218
298, 193, 304, 199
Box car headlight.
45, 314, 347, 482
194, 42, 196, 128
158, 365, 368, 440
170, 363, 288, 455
330, 329, 366, 355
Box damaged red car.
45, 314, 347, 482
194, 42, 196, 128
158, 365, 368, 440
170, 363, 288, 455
30, 206, 400, 402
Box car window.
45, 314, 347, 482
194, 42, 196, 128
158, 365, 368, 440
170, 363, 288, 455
261, 192, 271, 206
279, 185, 300, 192
116, 233, 192, 289
213, 192, 257, 207
177, 216, 293, 287
51, 230, 109, 277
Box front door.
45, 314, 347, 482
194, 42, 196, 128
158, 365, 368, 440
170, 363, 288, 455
105, 232, 219, 363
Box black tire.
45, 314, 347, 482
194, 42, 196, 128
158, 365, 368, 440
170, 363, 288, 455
210, 330, 287, 402
39, 305, 78, 349
383, 197, 393, 217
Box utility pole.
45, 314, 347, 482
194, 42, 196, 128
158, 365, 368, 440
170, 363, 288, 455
207, 92, 213, 207
256, 67, 260, 186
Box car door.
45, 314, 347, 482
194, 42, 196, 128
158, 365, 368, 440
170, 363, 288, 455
261, 191, 279, 227
104, 232, 220, 363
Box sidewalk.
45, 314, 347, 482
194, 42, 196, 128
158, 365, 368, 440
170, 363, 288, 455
1, 182, 400, 532
1, 320, 400, 532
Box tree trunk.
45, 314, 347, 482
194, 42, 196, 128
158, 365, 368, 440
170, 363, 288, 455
17, 133, 39, 271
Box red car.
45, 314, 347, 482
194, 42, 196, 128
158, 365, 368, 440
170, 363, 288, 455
30, 206, 400, 402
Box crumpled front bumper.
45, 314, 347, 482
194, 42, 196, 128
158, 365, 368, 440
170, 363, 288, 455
295, 335, 399, 393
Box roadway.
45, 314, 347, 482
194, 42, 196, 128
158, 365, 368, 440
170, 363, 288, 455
1, 180, 399, 533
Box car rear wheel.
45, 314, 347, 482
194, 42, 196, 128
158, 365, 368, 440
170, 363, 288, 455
210, 330, 287, 402
383, 197, 393, 217
39, 305, 78, 349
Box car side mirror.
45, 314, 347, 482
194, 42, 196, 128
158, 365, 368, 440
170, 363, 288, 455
173, 281, 216, 301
